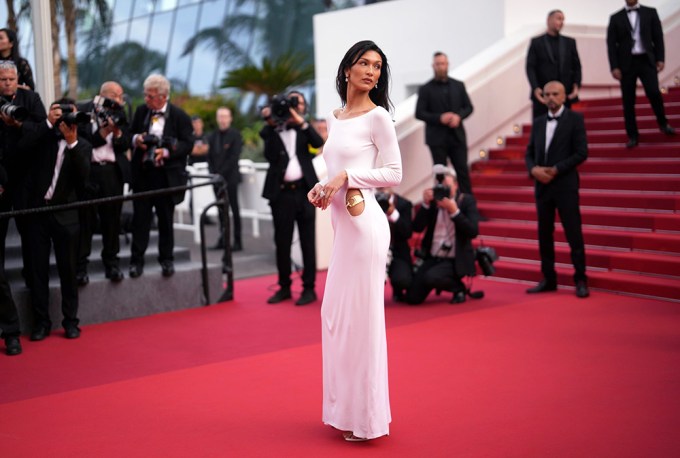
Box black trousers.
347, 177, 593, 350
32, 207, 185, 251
0, 220, 19, 337
27, 213, 80, 330
406, 257, 464, 305
535, 188, 587, 284
213, 181, 241, 245
620, 55, 668, 139
429, 139, 472, 194
78, 163, 124, 271
388, 256, 413, 298
131, 168, 175, 265
270, 185, 316, 290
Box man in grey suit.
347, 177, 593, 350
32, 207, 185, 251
526, 9, 582, 119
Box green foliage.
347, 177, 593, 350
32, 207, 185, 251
221, 52, 315, 99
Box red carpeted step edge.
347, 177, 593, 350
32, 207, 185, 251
472, 158, 680, 175
475, 239, 680, 278
486, 261, 680, 301
478, 220, 680, 255
473, 173, 680, 192
487, 144, 680, 160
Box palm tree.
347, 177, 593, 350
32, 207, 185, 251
221, 51, 314, 115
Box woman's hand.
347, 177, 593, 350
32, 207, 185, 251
309, 171, 348, 210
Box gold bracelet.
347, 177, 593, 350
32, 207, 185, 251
346, 194, 364, 208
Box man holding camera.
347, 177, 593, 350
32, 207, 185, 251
0, 60, 46, 354
22, 99, 91, 340
76, 81, 131, 285
207, 107, 243, 252
260, 91, 324, 306
405, 165, 479, 305
129, 74, 193, 278
376, 187, 413, 302
525, 81, 589, 298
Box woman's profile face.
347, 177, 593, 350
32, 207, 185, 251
346, 50, 382, 93
0, 32, 12, 53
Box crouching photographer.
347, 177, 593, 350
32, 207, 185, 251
376, 187, 413, 302
405, 165, 480, 305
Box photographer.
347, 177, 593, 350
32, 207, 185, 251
376, 187, 413, 302
76, 81, 131, 284
128, 74, 193, 278
22, 99, 91, 340
405, 165, 479, 305
0, 60, 46, 289
260, 91, 324, 306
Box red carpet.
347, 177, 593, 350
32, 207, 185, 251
2, 273, 680, 457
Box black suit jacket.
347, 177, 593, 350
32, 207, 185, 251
260, 124, 323, 202
129, 103, 193, 204
412, 192, 479, 277
415, 77, 473, 146
526, 33, 582, 97
0, 89, 47, 209
389, 194, 413, 265
525, 108, 588, 197
24, 123, 91, 225
207, 127, 242, 185
76, 100, 131, 183
607, 5, 665, 71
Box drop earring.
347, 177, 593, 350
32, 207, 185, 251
375, 83, 378, 89
345, 76, 348, 82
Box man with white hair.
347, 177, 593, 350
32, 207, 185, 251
128, 74, 193, 278
405, 165, 480, 305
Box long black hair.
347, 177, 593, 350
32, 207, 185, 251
0, 28, 22, 62
335, 40, 392, 112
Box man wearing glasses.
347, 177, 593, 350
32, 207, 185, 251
128, 74, 193, 278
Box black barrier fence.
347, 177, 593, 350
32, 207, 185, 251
0, 173, 233, 305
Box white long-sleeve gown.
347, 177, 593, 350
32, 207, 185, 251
321, 106, 402, 439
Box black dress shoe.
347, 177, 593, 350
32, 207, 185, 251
129, 264, 144, 278
661, 124, 676, 136
160, 261, 175, 277
575, 280, 590, 298
450, 291, 466, 304
30, 326, 51, 341
267, 288, 292, 304
65, 326, 81, 339
625, 137, 639, 149
232, 241, 243, 252
526, 279, 558, 294
105, 266, 124, 282
5, 336, 22, 356
76, 271, 89, 286
295, 289, 317, 306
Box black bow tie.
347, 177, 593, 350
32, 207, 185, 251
626, 7, 639, 13
548, 115, 561, 122
151, 110, 165, 117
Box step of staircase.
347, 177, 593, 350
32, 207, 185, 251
488, 144, 680, 160
505, 129, 678, 146
473, 173, 680, 192
473, 158, 680, 175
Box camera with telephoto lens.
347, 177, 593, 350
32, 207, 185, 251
93, 95, 127, 128
269, 94, 300, 124
0, 97, 28, 121
141, 134, 177, 166
375, 191, 390, 213
432, 164, 451, 201
57, 104, 90, 127
475, 246, 498, 276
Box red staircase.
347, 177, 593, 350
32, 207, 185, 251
472, 88, 680, 302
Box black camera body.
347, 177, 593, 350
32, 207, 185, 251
0, 97, 28, 122
432, 182, 451, 201
375, 191, 390, 213
57, 104, 90, 127
94, 95, 127, 128
269, 94, 300, 124
475, 246, 498, 276
141, 134, 177, 166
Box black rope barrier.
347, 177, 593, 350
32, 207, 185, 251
0, 173, 234, 305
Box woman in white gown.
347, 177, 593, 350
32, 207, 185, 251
308, 40, 402, 441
